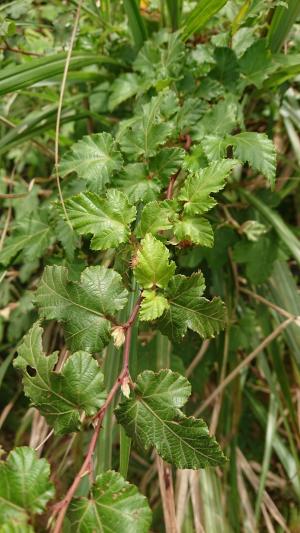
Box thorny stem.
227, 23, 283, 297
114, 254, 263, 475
51, 296, 142, 533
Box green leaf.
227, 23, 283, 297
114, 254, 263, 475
133, 234, 176, 289
15, 322, 106, 434
116, 163, 161, 203
108, 73, 140, 111
60, 133, 123, 192
135, 201, 177, 238
239, 39, 273, 88
0, 211, 53, 267
178, 160, 238, 215
116, 370, 226, 468
0, 447, 54, 527
64, 189, 136, 251
119, 92, 175, 158
183, 0, 228, 40
210, 47, 240, 89
140, 290, 169, 321
149, 147, 185, 183
123, 0, 148, 50
157, 273, 226, 340
227, 132, 276, 186
68, 470, 151, 532
174, 216, 214, 247
36, 265, 128, 352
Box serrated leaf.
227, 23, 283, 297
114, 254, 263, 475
202, 135, 227, 161
108, 73, 140, 111
135, 201, 177, 238
0, 211, 53, 267
68, 470, 151, 532
36, 265, 128, 352
239, 39, 273, 88
149, 147, 185, 183
116, 370, 226, 468
157, 273, 226, 340
0, 447, 54, 527
178, 160, 238, 215
64, 189, 136, 250
116, 163, 160, 202
119, 92, 175, 158
140, 290, 169, 321
210, 47, 240, 89
15, 322, 106, 434
133, 234, 176, 289
174, 216, 214, 247
227, 132, 276, 185
60, 133, 123, 192
233, 235, 278, 284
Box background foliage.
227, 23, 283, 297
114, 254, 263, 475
0, 0, 300, 532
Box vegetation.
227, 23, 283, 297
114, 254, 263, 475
0, 1, 300, 531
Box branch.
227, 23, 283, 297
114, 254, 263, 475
51, 296, 141, 532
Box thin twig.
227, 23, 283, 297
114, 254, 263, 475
156, 455, 178, 533
194, 318, 294, 416
186, 340, 210, 378
51, 297, 141, 532
240, 286, 300, 323
55, 0, 83, 226
1, 41, 42, 56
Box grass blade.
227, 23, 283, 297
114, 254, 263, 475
0, 53, 119, 96
165, 0, 182, 31
123, 0, 147, 50
182, 0, 228, 41
268, 0, 300, 53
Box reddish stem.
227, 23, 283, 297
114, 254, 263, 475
51, 297, 141, 532
166, 169, 180, 200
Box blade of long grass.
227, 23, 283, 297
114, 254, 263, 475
182, 0, 228, 41
123, 0, 147, 50
165, 0, 182, 31
247, 391, 300, 499
267, 261, 300, 366
0, 53, 119, 96
268, 0, 300, 53
241, 190, 300, 267
254, 393, 278, 523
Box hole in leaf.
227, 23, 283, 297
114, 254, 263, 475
26, 365, 37, 377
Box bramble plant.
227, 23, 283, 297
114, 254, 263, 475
1, 1, 300, 532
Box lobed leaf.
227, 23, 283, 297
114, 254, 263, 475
157, 273, 226, 340
0, 447, 54, 527
64, 189, 136, 250
116, 370, 226, 469
15, 323, 106, 434
60, 133, 123, 192
68, 470, 152, 532
36, 265, 128, 352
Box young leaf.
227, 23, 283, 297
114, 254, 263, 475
0, 447, 54, 527
157, 273, 226, 340
15, 322, 106, 434
68, 470, 152, 532
178, 160, 239, 215
140, 290, 169, 321
116, 370, 226, 469
116, 163, 161, 203
174, 216, 214, 247
36, 265, 128, 352
119, 92, 175, 158
133, 234, 176, 288
63, 189, 136, 251
227, 132, 276, 186
60, 133, 123, 192
149, 147, 185, 183
135, 200, 177, 238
